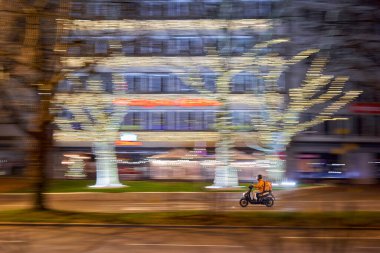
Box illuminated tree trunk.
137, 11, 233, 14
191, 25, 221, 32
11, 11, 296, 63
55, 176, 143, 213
208, 104, 239, 188
211, 139, 239, 188
266, 133, 287, 182
247, 131, 287, 182
90, 141, 123, 188
262, 150, 286, 183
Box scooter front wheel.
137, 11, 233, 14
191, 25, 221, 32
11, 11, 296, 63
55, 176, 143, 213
239, 198, 249, 207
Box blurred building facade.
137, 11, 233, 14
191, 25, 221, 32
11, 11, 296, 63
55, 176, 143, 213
1, 0, 375, 182
281, 0, 380, 182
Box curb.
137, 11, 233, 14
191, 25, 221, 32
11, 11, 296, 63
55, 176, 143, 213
0, 222, 379, 230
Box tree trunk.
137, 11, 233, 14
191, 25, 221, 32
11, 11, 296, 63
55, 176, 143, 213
208, 103, 239, 188
265, 154, 286, 182
90, 141, 124, 188
209, 138, 239, 188
246, 133, 287, 182
33, 122, 53, 210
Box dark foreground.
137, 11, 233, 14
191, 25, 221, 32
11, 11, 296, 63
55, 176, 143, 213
0, 225, 379, 253
0, 209, 379, 228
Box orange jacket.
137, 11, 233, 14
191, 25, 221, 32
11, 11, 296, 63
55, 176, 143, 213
254, 179, 265, 192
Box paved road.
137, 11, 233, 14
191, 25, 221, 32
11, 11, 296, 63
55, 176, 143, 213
0, 225, 379, 253
1, 186, 380, 212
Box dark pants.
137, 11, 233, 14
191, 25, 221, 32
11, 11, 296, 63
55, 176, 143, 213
256, 192, 262, 201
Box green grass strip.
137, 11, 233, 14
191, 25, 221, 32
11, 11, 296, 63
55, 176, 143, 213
44, 180, 312, 193
47, 180, 213, 193
0, 178, 320, 193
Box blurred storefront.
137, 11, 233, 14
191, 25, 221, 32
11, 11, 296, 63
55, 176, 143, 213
286, 140, 379, 183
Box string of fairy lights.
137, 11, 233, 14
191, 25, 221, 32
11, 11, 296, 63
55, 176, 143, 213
61, 19, 273, 32
54, 73, 127, 142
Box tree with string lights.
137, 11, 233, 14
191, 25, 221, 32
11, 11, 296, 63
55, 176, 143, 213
186, 40, 361, 186
242, 52, 362, 181
58, 18, 362, 187
54, 71, 127, 188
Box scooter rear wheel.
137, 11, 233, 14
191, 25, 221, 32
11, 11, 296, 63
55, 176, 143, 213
264, 198, 274, 207
239, 198, 249, 207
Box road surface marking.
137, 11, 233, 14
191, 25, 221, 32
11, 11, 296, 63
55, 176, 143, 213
126, 243, 244, 248
0, 204, 29, 207
0, 240, 25, 243
277, 200, 379, 203
283, 237, 380, 240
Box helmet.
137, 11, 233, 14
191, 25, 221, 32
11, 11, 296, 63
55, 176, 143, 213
257, 174, 263, 180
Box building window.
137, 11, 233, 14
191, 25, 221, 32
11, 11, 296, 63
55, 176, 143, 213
122, 111, 216, 131
204, 2, 219, 17
133, 75, 143, 92
350, 115, 359, 135
231, 36, 253, 54
203, 73, 216, 92
123, 112, 148, 130
258, 1, 272, 17
125, 74, 183, 93
149, 75, 163, 92
164, 36, 205, 56
167, 1, 190, 17
150, 112, 163, 130
189, 37, 204, 55
205, 111, 216, 130
361, 115, 376, 136
188, 112, 203, 130
141, 2, 163, 17
125, 75, 134, 92
165, 112, 176, 130
231, 73, 265, 93
165, 75, 178, 92
166, 38, 191, 55
122, 40, 135, 55
177, 111, 190, 130
140, 39, 163, 55
232, 111, 252, 126
71, 2, 83, 18
94, 40, 108, 55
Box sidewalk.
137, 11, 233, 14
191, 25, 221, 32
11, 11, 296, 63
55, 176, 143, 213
2, 185, 380, 212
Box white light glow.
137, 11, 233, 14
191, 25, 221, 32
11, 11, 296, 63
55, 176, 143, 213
280, 181, 297, 187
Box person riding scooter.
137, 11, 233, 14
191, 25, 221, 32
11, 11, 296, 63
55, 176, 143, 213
241, 174, 275, 208
251, 174, 265, 201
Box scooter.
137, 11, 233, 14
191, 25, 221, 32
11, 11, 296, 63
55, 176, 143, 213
239, 185, 275, 207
